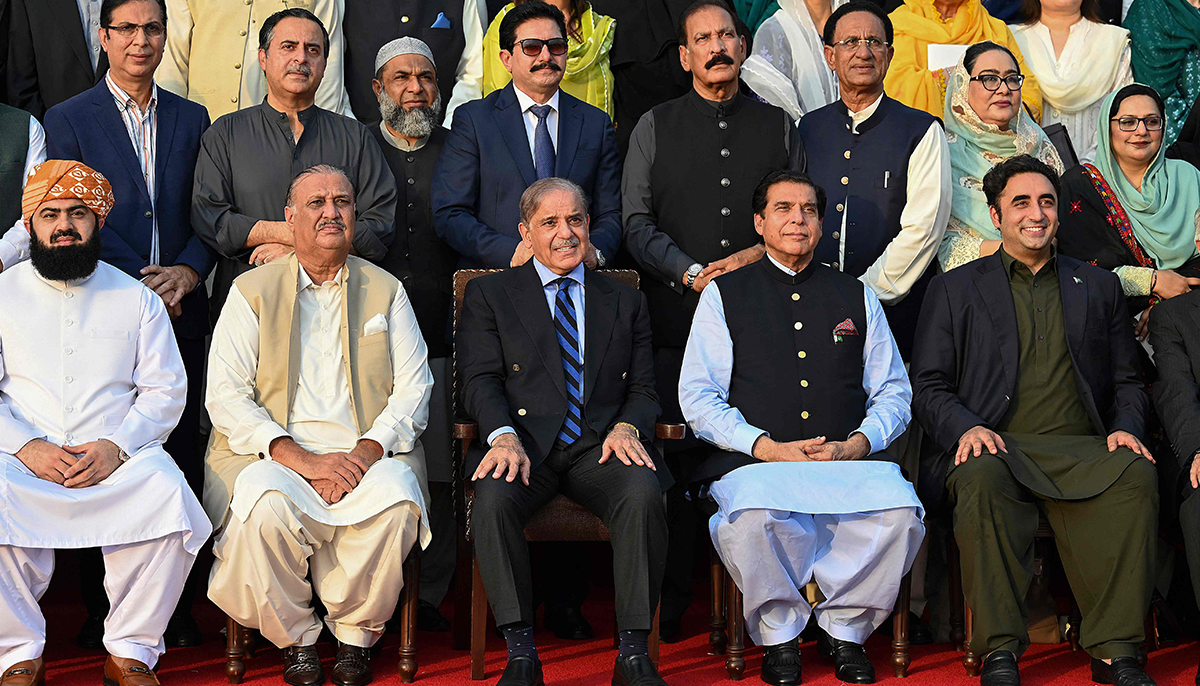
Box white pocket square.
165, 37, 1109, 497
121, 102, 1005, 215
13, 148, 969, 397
363, 313, 388, 336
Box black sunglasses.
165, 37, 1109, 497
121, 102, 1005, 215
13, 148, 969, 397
514, 37, 569, 57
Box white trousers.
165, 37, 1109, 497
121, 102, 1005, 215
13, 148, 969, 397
712, 507, 924, 646
0, 532, 193, 672
208, 491, 419, 649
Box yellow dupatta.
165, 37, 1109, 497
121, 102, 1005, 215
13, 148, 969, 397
885, 0, 1042, 121
483, 3, 617, 119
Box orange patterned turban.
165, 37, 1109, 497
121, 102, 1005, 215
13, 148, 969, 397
21, 160, 115, 227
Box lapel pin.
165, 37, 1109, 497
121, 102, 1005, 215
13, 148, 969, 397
1073, 277, 1083, 284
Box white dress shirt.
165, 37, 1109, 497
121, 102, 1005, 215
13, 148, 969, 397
679, 253, 912, 457
486, 258, 584, 446
76, 0, 103, 71
513, 86, 560, 157
0, 117, 47, 272
835, 94, 952, 305
442, 0, 488, 126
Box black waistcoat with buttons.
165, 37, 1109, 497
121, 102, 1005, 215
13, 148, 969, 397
646, 90, 790, 348
343, 2, 466, 126
0, 106, 30, 232
371, 125, 459, 358
797, 95, 939, 360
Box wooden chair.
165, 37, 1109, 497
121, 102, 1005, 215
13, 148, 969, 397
223, 552, 422, 683
446, 269, 686, 680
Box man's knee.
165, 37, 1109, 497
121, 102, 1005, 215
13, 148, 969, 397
242, 490, 299, 533
471, 477, 525, 526
723, 509, 796, 540
948, 453, 1019, 504
1115, 458, 1158, 499
609, 469, 665, 521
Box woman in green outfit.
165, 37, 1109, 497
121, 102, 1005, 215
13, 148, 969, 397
1124, 0, 1200, 145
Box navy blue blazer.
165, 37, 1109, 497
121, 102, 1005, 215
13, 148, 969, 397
44, 81, 216, 339
432, 83, 623, 268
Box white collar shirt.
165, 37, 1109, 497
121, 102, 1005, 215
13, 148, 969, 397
513, 86, 560, 159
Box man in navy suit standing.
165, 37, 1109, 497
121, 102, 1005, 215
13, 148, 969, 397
432, 0, 623, 271
42, 0, 215, 649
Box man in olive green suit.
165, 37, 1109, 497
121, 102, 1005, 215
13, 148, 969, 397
911, 156, 1157, 686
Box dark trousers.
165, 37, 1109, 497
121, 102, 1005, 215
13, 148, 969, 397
472, 433, 668, 630
948, 453, 1157, 659
81, 333, 207, 620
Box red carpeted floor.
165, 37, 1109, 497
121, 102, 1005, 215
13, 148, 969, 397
38, 589, 1200, 686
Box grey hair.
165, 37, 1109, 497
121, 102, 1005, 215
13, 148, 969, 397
285, 164, 353, 209
519, 177, 590, 227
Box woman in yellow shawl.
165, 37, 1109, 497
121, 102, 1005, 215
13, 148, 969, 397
885, 0, 1042, 121
481, 0, 616, 119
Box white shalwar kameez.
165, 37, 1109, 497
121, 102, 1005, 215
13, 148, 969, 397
205, 266, 432, 649
0, 261, 210, 672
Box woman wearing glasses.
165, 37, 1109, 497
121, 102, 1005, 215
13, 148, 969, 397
477, 0, 616, 118
938, 41, 1063, 271
1057, 84, 1200, 337
1010, 0, 1132, 164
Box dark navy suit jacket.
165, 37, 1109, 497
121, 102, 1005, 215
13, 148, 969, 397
44, 81, 216, 340
432, 83, 623, 268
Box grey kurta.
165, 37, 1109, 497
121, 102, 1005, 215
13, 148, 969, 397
192, 101, 397, 318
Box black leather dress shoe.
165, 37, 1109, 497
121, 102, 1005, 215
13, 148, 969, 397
612, 654, 668, 686
1091, 657, 1156, 686
544, 606, 593, 640
496, 656, 544, 686
980, 650, 1020, 686
416, 600, 451, 632
282, 645, 324, 686
76, 614, 105, 650
163, 612, 203, 648
761, 640, 802, 686
331, 643, 371, 686
816, 633, 874, 684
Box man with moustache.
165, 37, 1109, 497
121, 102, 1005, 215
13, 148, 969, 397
458, 177, 671, 686
620, 0, 800, 638
192, 8, 396, 321
0, 160, 211, 686
432, 1, 623, 272
679, 170, 923, 686
204, 165, 431, 686
368, 36, 460, 633
911, 155, 1158, 686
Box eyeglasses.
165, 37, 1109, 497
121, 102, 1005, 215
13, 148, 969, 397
1110, 115, 1164, 132
832, 36, 889, 52
970, 74, 1025, 92
103, 22, 166, 39
514, 38, 569, 57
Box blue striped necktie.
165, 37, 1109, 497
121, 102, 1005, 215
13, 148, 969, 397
553, 277, 583, 445
530, 104, 555, 180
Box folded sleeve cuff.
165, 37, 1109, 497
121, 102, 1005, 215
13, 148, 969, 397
854, 424, 886, 456
487, 426, 517, 447
731, 423, 767, 457
361, 425, 400, 457
253, 422, 291, 460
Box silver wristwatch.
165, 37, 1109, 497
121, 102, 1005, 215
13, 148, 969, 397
683, 263, 704, 289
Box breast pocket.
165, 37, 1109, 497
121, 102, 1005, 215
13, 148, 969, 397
87, 328, 136, 377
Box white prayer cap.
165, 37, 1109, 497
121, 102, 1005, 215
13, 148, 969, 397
375, 37, 436, 75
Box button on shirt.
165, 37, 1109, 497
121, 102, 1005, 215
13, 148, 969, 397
106, 73, 160, 264
487, 258, 586, 446
513, 87, 559, 159
76, 0, 103, 70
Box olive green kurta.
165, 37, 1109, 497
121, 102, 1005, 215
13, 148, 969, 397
947, 249, 1157, 659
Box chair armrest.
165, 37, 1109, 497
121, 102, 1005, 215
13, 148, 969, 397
655, 423, 686, 440
454, 421, 479, 441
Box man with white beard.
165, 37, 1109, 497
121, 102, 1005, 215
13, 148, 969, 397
368, 37, 461, 633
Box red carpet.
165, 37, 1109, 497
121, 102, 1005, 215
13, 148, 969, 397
38, 590, 1200, 686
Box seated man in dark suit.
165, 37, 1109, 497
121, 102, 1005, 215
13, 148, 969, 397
432, 1, 622, 270
458, 178, 672, 686
911, 155, 1157, 686
41, 0, 215, 648
1148, 240, 1200, 685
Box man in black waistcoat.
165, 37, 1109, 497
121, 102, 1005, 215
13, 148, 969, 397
795, 2, 949, 362
458, 178, 672, 686
620, 0, 801, 638
679, 170, 923, 686
0, 103, 44, 271
342, 0, 484, 127
367, 37, 461, 634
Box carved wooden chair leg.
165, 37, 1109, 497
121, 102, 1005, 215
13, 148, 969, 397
891, 574, 912, 677
650, 603, 661, 665
947, 535, 965, 652
709, 547, 727, 656
1067, 595, 1082, 651
398, 554, 420, 683
225, 616, 247, 684
452, 438, 473, 652
470, 556, 488, 680
725, 573, 745, 681
963, 604, 980, 676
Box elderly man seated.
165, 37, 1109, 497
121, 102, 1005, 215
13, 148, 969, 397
204, 165, 432, 686
0, 161, 211, 686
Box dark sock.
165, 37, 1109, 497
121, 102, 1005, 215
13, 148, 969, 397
617, 629, 650, 659
501, 622, 538, 660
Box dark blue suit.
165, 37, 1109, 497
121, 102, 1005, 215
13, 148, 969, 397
432, 83, 623, 268
44, 81, 215, 341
